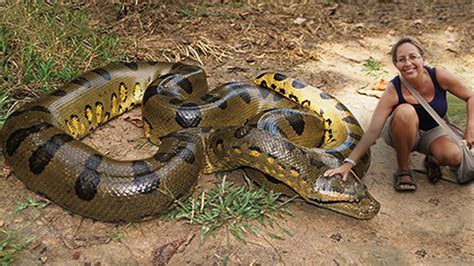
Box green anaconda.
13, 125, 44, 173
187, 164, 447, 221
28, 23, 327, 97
0, 62, 380, 222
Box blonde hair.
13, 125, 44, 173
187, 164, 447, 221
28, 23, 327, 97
390, 36, 426, 65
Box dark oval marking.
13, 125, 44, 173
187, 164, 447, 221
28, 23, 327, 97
274, 73, 287, 81
29, 134, 74, 175
238, 90, 252, 104
179, 148, 196, 164
143, 85, 159, 105
258, 87, 271, 99
8, 106, 50, 119
92, 68, 112, 80
154, 152, 174, 163
176, 77, 193, 94
6, 122, 53, 156
319, 92, 335, 100
272, 93, 284, 102
50, 90, 67, 96
335, 102, 350, 112
175, 103, 202, 128
286, 112, 305, 135
71, 77, 92, 88
124, 62, 138, 71
131, 160, 160, 194
292, 79, 307, 89
75, 154, 103, 201
342, 116, 358, 125
349, 132, 362, 141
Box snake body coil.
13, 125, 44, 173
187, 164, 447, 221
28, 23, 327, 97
1, 62, 379, 222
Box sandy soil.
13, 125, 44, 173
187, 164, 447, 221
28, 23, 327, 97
1, 2, 473, 265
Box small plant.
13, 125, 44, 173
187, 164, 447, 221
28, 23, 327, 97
363, 57, 388, 77
108, 223, 133, 242
110, 231, 124, 242
15, 197, 50, 213
0, 91, 14, 128
0, 229, 34, 265
178, 8, 195, 18
166, 175, 295, 242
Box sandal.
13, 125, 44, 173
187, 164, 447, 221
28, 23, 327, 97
424, 155, 441, 183
393, 170, 417, 191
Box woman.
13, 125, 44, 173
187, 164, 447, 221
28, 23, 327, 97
324, 36, 473, 191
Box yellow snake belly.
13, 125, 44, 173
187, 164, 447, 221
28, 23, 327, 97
1, 62, 379, 222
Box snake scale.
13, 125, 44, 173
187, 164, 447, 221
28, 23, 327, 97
1, 62, 380, 222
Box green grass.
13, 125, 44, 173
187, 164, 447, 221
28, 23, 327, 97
0, 1, 128, 127
15, 197, 50, 213
447, 92, 467, 128
0, 229, 34, 266
363, 57, 388, 77
166, 176, 295, 242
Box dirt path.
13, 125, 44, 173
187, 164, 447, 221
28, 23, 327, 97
1, 2, 473, 265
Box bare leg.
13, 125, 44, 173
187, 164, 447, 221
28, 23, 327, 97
429, 135, 461, 166
390, 104, 419, 189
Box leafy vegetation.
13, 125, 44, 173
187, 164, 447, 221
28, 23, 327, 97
363, 57, 388, 77
166, 176, 295, 242
0, 229, 34, 266
15, 197, 50, 213
0, 1, 128, 128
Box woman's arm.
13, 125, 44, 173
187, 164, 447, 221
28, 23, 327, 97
436, 68, 474, 147
324, 83, 398, 179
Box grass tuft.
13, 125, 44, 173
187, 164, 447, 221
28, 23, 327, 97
0, 229, 34, 265
166, 176, 295, 242
15, 197, 50, 213
363, 57, 388, 77
0, 1, 128, 128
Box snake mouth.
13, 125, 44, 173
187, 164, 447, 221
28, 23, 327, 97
306, 192, 380, 220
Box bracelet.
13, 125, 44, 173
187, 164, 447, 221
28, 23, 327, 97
343, 158, 357, 166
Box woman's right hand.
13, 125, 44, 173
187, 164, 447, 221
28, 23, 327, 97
324, 163, 353, 181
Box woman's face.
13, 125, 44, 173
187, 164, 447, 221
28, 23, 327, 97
394, 42, 425, 79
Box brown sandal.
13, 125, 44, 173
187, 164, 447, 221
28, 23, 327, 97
425, 155, 441, 183
393, 170, 417, 191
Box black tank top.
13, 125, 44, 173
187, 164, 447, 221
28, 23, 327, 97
390, 66, 447, 131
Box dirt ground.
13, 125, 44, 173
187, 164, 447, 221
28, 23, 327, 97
1, 1, 473, 265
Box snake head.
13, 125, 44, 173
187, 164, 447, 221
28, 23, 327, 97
303, 170, 380, 219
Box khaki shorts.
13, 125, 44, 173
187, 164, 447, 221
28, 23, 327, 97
381, 114, 448, 155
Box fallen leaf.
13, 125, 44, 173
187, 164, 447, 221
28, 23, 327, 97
152, 234, 194, 266
0, 220, 4, 227
372, 79, 388, 91
293, 17, 306, 25
71, 251, 81, 260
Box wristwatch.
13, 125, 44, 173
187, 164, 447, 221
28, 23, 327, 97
343, 158, 357, 166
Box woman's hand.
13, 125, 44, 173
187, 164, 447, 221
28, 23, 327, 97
465, 129, 474, 148
324, 163, 353, 181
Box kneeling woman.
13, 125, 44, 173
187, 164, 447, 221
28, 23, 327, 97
324, 36, 473, 191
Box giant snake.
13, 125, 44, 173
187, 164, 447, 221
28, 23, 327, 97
1, 62, 380, 222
